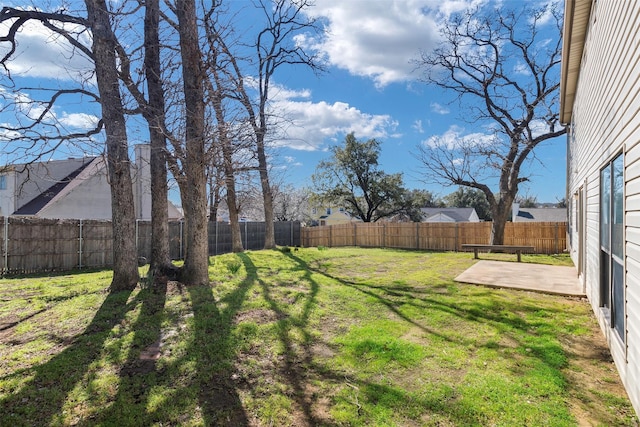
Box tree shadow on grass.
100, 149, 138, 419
242, 252, 328, 426
0, 289, 136, 427
293, 259, 585, 424
185, 253, 257, 426
90, 279, 168, 424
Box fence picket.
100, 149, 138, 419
0, 217, 301, 275
302, 222, 567, 255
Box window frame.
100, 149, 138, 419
599, 152, 625, 344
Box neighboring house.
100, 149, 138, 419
420, 207, 480, 223
562, 0, 640, 415
309, 206, 358, 226
511, 204, 567, 222
0, 144, 182, 220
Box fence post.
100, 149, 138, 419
329, 225, 332, 247
179, 220, 184, 260
382, 223, 386, 248
416, 222, 419, 249
215, 221, 218, 255
135, 219, 139, 252
455, 223, 459, 251
291, 221, 294, 246
353, 223, 357, 246
555, 222, 559, 254
78, 219, 83, 269
3, 216, 8, 275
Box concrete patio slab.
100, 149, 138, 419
454, 260, 584, 297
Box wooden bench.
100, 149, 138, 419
461, 244, 535, 262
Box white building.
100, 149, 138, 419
420, 207, 480, 223
562, 0, 640, 415
0, 144, 181, 220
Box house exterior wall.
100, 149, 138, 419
15, 158, 94, 209
38, 158, 113, 220
134, 144, 152, 220
0, 168, 17, 217
319, 211, 356, 226
0, 157, 93, 215
566, 0, 640, 414
0, 145, 181, 220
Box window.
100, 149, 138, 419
326, 208, 332, 215
600, 153, 625, 342
0, 175, 5, 190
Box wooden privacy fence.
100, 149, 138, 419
0, 217, 301, 275
302, 221, 567, 255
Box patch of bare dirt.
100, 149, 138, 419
561, 330, 639, 426
234, 308, 287, 325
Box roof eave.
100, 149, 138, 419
560, 0, 593, 125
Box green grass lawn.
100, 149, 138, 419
0, 248, 636, 426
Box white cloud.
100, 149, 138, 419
0, 16, 93, 81
412, 119, 424, 133
423, 124, 497, 149
301, 0, 488, 87
529, 119, 550, 138
430, 102, 450, 115
268, 85, 399, 151
59, 112, 99, 129
530, 1, 557, 26
0, 87, 99, 133
283, 155, 303, 167
0, 123, 21, 141
513, 61, 531, 76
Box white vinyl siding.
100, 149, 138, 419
567, 0, 640, 415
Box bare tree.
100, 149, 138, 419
175, 0, 209, 285
111, 0, 175, 278
143, 0, 172, 276
203, 0, 321, 249
0, 4, 139, 290
272, 184, 310, 222
201, 4, 246, 252
413, 3, 566, 244
84, 0, 140, 290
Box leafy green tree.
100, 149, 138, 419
312, 133, 410, 222
444, 187, 492, 220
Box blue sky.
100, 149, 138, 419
0, 0, 566, 204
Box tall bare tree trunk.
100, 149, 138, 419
256, 135, 276, 249
176, 0, 209, 285
144, 0, 172, 276
208, 168, 221, 222
85, 0, 139, 291
222, 142, 244, 252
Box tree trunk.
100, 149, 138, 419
85, 0, 139, 291
144, 0, 172, 277
489, 196, 514, 245
222, 144, 244, 253
208, 168, 222, 222
257, 141, 276, 249
176, 0, 209, 286
490, 215, 507, 245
